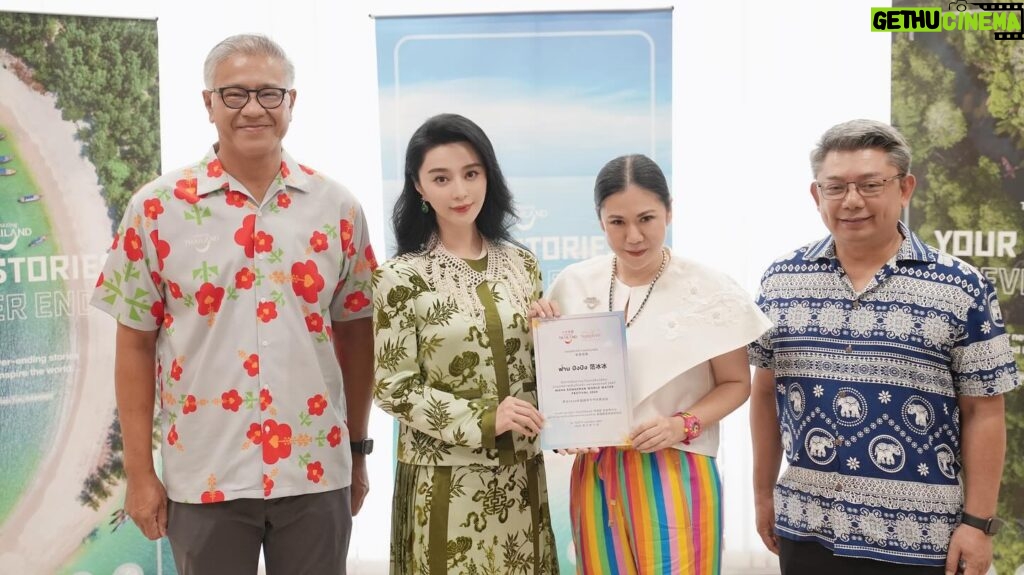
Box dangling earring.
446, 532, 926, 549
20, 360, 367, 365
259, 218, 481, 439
420, 199, 430, 214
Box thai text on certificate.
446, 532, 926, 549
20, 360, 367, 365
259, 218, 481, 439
532, 311, 632, 450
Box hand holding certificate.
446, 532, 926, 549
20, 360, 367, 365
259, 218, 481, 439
532, 312, 632, 450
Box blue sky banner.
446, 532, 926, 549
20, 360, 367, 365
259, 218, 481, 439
375, 9, 673, 289
375, 9, 672, 571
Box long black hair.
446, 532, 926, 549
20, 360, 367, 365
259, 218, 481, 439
392, 113, 518, 255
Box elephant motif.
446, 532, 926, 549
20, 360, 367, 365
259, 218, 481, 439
782, 430, 793, 453
906, 403, 929, 427
789, 390, 803, 413
808, 435, 831, 458
837, 396, 861, 418
937, 450, 954, 475
874, 442, 902, 466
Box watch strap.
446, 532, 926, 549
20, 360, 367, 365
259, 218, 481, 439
350, 438, 374, 455
960, 512, 1001, 535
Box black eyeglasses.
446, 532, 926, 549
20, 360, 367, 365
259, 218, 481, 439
815, 174, 905, 200
210, 87, 290, 110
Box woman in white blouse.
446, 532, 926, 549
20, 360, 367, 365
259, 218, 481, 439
531, 154, 771, 575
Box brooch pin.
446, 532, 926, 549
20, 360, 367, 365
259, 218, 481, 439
584, 296, 599, 310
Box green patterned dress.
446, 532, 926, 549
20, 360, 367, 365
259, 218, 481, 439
372, 240, 559, 575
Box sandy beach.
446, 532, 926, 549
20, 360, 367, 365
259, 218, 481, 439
0, 52, 122, 572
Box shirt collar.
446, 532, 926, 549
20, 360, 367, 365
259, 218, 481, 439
802, 221, 934, 264
194, 147, 316, 196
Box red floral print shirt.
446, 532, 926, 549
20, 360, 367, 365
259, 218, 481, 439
92, 149, 376, 503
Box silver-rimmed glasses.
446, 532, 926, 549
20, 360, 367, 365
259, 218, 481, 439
815, 174, 905, 200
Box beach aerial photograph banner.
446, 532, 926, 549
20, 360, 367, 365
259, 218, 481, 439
375, 9, 672, 572
0, 11, 170, 574
891, 1, 1024, 571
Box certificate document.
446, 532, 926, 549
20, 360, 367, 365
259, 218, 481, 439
532, 311, 632, 450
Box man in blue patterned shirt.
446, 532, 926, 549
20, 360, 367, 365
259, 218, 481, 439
749, 119, 1019, 575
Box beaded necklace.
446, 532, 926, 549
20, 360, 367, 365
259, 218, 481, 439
608, 248, 668, 327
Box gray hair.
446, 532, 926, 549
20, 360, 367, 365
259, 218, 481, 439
203, 34, 295, 89
810, 119, 912, 177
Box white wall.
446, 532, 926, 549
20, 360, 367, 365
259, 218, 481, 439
0, 0, 891, 571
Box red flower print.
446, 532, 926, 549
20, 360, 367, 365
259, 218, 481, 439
167, 424, 179, 446
182, 395, 198, 415
174, 178, 200, 204
221, 389, 242, 412
226, 190, 247, 208
207, 158, 223, 178
327, 425, 342, 448
246, 422, 263, 444
235, 267, 256, 290
257, 301, 278, 323
280, 161, 291, 179
344, 291, 370, 312
299, 164, 315, 175
151, 271, 163, 286
149, 230, 170, 271
261, 420, 292, 464
291, 260, 325, 304
309, 231, 328, 253
95, 272, 105, 288
307, 394, 328, 416
163, 313, 174, 328
143, 198, 164, 220
168, 281, 183, 299
234, 214, 256, 258
244, 354, 260, 377
196, 283, 225, 316
201, 489, 225, 504
340, 219, 353, 253
306, 461, 324, 484
305, 312, 324, 333
110, 232, 120, 250
150, 300, 165, 327
170, 359, 183, 381
277, 193, 291, 209
260, 388, 272, 411
124, 228, 144, 262
254, 231, 274, 254
263, 474, 274, 497
365, 245, 378, 271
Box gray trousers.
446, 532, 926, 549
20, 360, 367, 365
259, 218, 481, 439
167, 487, 352, 575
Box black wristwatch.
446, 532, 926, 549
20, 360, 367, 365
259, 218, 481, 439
960, 512, 1003, 535
350, 438, 374, 455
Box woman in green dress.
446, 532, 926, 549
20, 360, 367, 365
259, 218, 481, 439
372, 113, 560, 574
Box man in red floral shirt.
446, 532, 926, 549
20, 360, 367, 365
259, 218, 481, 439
91, 34, 376, 574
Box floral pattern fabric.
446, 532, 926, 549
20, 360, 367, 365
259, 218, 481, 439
91, 148, 376, 503
373, 245, 558, 574
749, 222, 1018, 566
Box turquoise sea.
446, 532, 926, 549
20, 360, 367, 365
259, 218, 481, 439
0, 126, 70, 524
0, 125, 173, 572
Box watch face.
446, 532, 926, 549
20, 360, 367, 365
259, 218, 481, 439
352, 438, 374, 454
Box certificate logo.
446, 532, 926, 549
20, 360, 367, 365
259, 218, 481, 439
560, 329, 576, 344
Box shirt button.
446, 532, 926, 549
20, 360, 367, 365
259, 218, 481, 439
845, 344, 853, 353
258, 254, 266, 260
262, 340, 269, 347
835, 482, 843, 492
260, 297, 267, 304
852, 300, 861, 310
